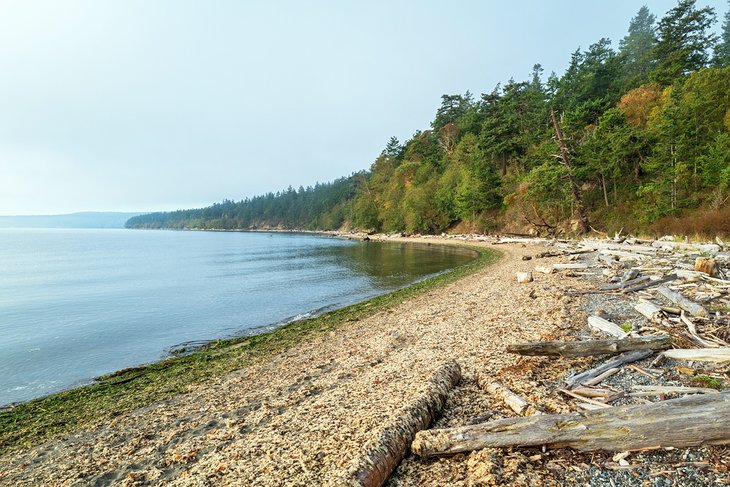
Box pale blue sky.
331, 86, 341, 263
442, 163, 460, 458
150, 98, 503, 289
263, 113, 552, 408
0, 0, 726, 215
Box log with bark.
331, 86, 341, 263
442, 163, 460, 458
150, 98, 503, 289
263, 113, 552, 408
507, 336, 672, 358
339, 361, 461, 487
411, 392, 730, 457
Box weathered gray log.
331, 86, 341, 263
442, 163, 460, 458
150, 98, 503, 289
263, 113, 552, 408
600, 276, 650, 291
621, 274, 678, 294
567, 350, 654, 389
339, 361, 461, 487
656, 286, 708, 318
411, 392, 730, 457
553, 263, 589, 270
507, 336, 672, 358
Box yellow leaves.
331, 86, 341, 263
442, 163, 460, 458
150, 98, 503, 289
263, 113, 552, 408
617, 83, 662, 127
724, 108, 730, 132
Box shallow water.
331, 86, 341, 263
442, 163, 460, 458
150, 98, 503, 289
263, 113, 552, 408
0, 229, 474, 405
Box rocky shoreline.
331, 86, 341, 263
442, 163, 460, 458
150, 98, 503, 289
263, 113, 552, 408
1, 235, 728, 486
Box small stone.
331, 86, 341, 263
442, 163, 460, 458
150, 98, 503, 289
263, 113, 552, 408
516, 272, 533, 283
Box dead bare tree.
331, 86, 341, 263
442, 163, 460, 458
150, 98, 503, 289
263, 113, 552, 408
550, 108, 590, 234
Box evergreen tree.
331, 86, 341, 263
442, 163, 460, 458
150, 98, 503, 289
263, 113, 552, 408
652, 0, 718, 85
714, 1, 730, 66
619, 6, 657, 89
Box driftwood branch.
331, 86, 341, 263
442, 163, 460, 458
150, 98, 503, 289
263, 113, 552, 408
411, 392, 730, 457
566, 350, 654, 389
660, 348, 730, 364
621, 274, 678, 294
656, 286, 709, 318
340, 361, 461, 487
507, 336, 672, 358
588, 316, 627, 338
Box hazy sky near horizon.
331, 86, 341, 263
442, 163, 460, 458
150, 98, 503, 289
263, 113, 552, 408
0, 0, 726, 215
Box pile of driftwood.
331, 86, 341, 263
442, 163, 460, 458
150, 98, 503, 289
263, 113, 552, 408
412, 235, 730, 460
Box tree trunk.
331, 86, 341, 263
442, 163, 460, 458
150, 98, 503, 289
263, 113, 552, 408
550, 108, 590, 234
339, 362, 461, 487
507, 336, 672, 358
412, 392, 730, 457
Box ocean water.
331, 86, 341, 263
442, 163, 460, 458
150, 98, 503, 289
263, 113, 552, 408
0, 229, 475, 406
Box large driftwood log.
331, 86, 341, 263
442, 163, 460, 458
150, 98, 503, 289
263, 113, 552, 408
339, 361, 461, 487
507, 336, 672, 358
411, 392, 730, 457
656, 286, 709, 318
566, 350, 653, 389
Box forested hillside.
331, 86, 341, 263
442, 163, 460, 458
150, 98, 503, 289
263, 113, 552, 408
127, 1, 730, 237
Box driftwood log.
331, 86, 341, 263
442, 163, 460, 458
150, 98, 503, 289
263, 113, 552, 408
566, 350, 654, 389
621, 274, 677, 294
479, 380, 534, 416
339, 361, 461, 487
507, 336, 672, 358
634, 299, 663, 321
587, 316, 627, 338
656, 286, 709, 318
661, 348, 730, 364
411, 392, 730, 457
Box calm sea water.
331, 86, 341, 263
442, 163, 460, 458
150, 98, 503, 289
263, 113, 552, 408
0, 229, 474, 406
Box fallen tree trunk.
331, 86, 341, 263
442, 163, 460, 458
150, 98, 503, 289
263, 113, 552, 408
339, 361, 461, 487
411, 392, 730, 457
507, 336, 672, 358
566, 350, 654, 389
656, 286, 709, 318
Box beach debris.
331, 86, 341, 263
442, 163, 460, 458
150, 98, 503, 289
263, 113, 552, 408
620, 274, 678, 294
658, 348, 730, 364
340, 361, 461, 487
411, 392, 730, 457
587, 315, 627, 338
516, 272, 533, 283
566, 350, 654, 389
656, 286, 708, 317
506, 336, 672, 358
478, 379, 537, 416
553, 263, 589, 271
534, 265, 554, 274
634, 299, 663, 321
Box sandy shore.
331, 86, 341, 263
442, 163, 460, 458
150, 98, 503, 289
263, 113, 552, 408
0, 239, 586, 486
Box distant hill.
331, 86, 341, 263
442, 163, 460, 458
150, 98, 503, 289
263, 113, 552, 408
0, 212, 145, 229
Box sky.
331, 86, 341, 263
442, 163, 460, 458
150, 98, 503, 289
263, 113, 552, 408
0, 0, 726, 215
